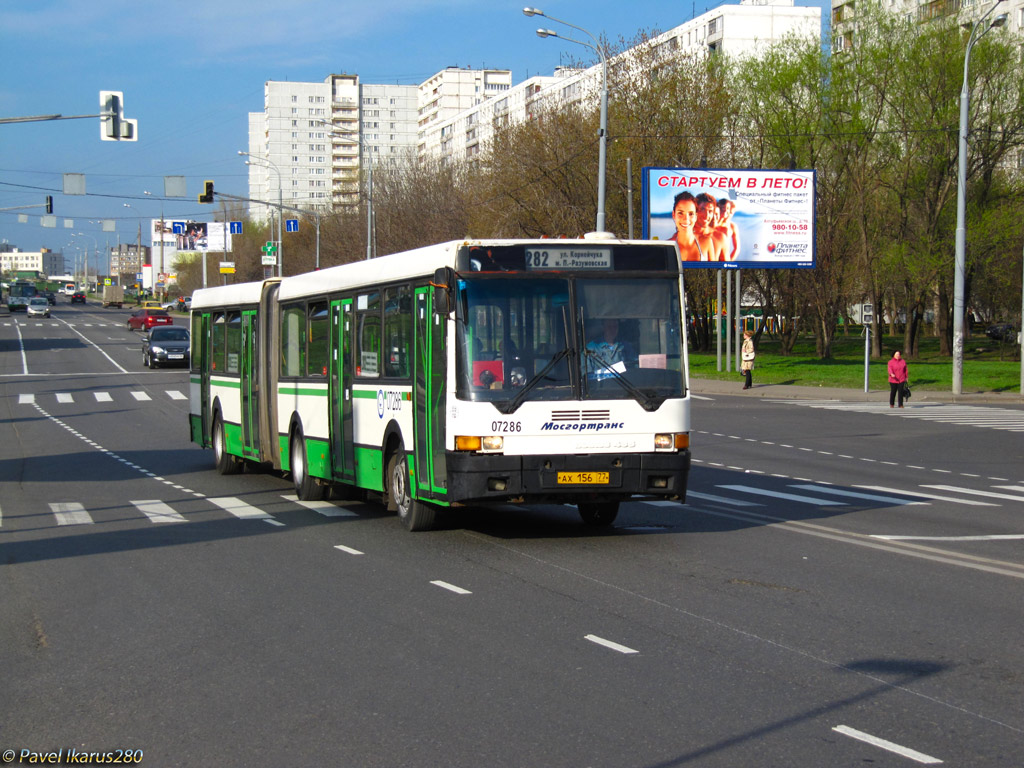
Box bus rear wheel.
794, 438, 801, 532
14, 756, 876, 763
291, 429, 324, 501
578, 501, 619, 527
213, 415, 241, 475
389, 450, 435, 532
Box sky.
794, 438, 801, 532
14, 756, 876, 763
0, 0, 829, 270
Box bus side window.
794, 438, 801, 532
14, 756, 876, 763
356, 292, 381, 378
307, 301, 329, 377
383, 285, 411, 378
211, 312, 226, 372
225, 312, 242, 373
281, 305, 306, 378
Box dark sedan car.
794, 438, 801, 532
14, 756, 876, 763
70, 291, 87, 304
985, 323, 1016, 341
142, 326, 190, 368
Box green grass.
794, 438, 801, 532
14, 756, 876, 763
690, 329, 1022, 393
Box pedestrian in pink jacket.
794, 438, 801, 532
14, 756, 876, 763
887, 350, 908, 408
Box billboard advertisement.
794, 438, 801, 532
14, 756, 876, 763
641, 167, 816, 268
149, 220, 232, 254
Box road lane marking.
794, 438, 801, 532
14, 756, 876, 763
131, 391, 151, 401
167, 390, 187, 400
132, 500, 186, 523
788, 485, 929, 506
56, 393, 73, 403
50, 502, 93, 526
832, 725, 942, 764
431, 580, 471, 595
716, 485, 846, 506
281, 494, 359, 517
208, 497, 276, 523
922, 485, 1024, 502
856, 486, 997, 507
94, 392, 113, 402
872, 534, 1024, 541
18, 394, 34, 404
334, 544, 364, 555
686, 490, 764, 507
584, 635, 638, 654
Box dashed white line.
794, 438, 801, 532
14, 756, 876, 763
832, 725, 942, 764
431, 580, 471, 595
334, 544, 364, 555
584, 635, 638, 655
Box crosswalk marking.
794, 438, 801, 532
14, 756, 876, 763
685, 490, 764, 507
207, 496, 279, 524
921, 485, 1024, 502
131, 391, 151, 401
50, 502, 93, 526
716, 485, 847, 506
56, 393, 73, 403
132, 500, 187, 523
788, 484, 929, 506
855, 485, 998, 507
95, 392, 113, 402
14, 390, 188, 405
766, 399, 1024, 432
280, 494, 359, 517
167, 390, 187, 400
18, 394, 34, 404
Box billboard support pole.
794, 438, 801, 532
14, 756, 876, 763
726, 270, 733, 372
716, 270, 722, 371
735, 270, 743, 372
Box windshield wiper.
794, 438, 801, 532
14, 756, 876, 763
495, 347, 570, 415
582, 348, 661, 411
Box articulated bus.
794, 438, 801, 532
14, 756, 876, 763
189, 237, 691, 531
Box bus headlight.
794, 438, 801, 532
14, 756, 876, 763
655, 433, 689, 452
455, 435, 504, 453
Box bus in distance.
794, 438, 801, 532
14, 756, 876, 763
188, 237, 691, 531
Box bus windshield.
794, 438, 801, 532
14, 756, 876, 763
455, 275, 685, 408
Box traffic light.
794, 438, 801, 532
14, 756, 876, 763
99, 90, 138, 141
45, 195, 53, 214
198, 180, 214, 204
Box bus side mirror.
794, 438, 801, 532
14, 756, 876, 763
432, 267, 454, 315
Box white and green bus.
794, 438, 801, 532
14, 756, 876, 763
189, 237, 691, 531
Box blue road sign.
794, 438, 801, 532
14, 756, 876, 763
172, 222, 185, 235
229, 221, 242, 235
285, 219, 299, 233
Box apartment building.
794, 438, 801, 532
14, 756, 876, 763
419, 0, 821, 165
0, 248, 65, 277
832, 0, 1024, 51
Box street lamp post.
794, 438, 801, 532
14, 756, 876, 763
953, 0, 1007, 394
239, 151, 284, 276
315, 119, 374, 259
524, 7, 609, 234
143, 190, 165, 292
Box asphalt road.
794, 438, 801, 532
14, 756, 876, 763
2, 299, 1023, 767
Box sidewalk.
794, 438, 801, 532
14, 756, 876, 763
689, 376, 1024, 405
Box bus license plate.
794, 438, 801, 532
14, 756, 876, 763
557, 471, 609, 485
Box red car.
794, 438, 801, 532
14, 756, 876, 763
127, 308, 174, 332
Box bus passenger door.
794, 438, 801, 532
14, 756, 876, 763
240, 310, 260, 459
197, 313, 211, 446
330, 299, 355, 483
413, 288, 447, 498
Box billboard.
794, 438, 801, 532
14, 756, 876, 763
641, 168, 816, 268
149, 220, 232, 254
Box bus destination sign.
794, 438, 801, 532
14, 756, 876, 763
524, 247, 612, 271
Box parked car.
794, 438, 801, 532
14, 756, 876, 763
142, 326, 190, 368
162, 296, 192, 312
70, 291, 87, 304
985, 323, 1016, 341
26, 296, 51, 318
127, 308, 173, 332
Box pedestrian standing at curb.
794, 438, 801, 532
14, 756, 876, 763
888, 350, 908, 408
741, 330, 755, 390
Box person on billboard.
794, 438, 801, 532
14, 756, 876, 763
694, 193, 728, 262
716, 198, 741, 261
669, 192, 705, 262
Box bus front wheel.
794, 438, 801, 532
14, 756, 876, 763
578, 501, 619, 527
291, 428, 324, 501
213, 415, 241, 475
389, 450, 435, 532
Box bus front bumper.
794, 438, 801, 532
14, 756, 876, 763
445, 450, 690, 505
